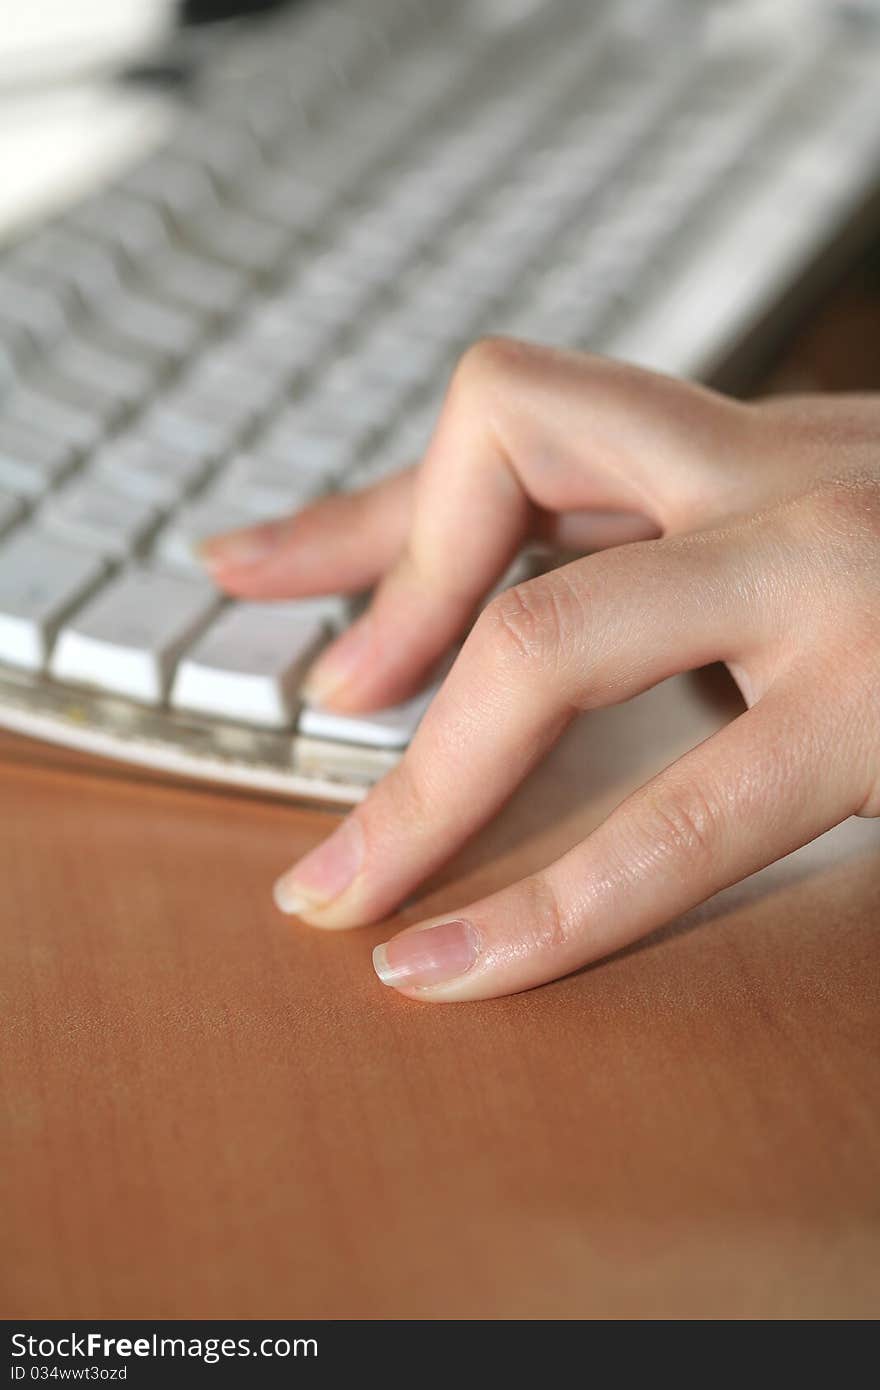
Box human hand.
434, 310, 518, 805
202, 339, 880, 1001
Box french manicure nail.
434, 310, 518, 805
301, 617, 372, 704
373, 920, 480, 990
197, 520, 284, 571
273, 816, 364, 915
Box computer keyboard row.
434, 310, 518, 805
0, 523, 444, 745
0, 0, 879, 799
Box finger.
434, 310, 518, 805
198, 466, 417, 599
370, 674, 861, 1001
198, 465, 655, 604
304, 338, 746, 712
202, 474, 656, 604
543, 508, 660, 552
274, 530, 777, 929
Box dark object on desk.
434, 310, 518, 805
181, 0, 292, 23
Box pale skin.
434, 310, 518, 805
200, 338, 880, 1002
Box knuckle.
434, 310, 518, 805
479, 573, 583, 675
777, 477, 880, 630
522, 872, 571, 953
450, 335, 536, 408
640, 779, 724, 874
457, 334, 525, 384
787, 475, 880, 543
738, 476, 880, 646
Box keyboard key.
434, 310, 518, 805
2, 383, 103, 454
93, 292, 203, 364
189, 210, 293, 277
280, 135, 375, 200
9, 227, 124, 307
171, 601, 331, 727
46, 341, 159, 414
233, 168, 332, 234
18, 369, 124, 436
137, 401, 242, 459
133, 409, 222, 464
176, 356, 281, 417
27, 364, 139, 433
331, 217, 424, 282
254, 414, 359, 479
139, 249, 249, 321
0, 273, 68, 354
51, 569, 219, 704
0, 529, 106, 670
159, 381, 265, 438
0, 418, 79, 498
273, 265, 369, 326
307, 359, 412, 435
40, 479, 160, 560
211, 453, 329, 516
92, 436, 214, 507
69, 191, 170, 265
122, 154, 219, 224
298, 679, 440, 750
233, 306, 333, 377
174, 119, 261, 186
338, 327, 448, 397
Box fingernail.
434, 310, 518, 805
273, 816, 364, 915
301, 617, 372, 705
197, 520, 284, 571
373, 920, 480, 990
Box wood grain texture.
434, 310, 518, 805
2, 267, 880, 1321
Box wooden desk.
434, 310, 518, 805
2, 265, 879, 1321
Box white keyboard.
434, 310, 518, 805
0, 0, 879, 804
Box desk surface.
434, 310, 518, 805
2, 267, 880, 1321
